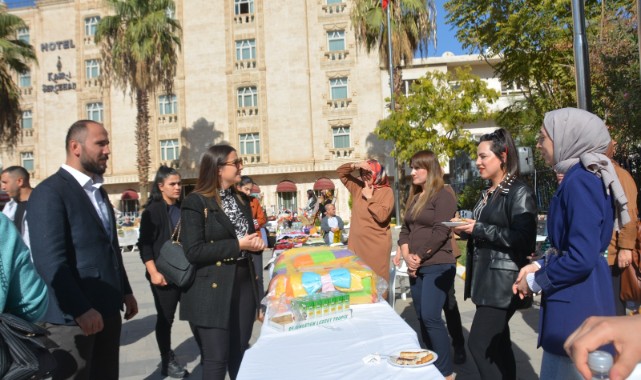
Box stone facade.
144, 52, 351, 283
2, 0, 520, 221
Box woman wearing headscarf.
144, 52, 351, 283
337, 159, 394, 282
452, 128, 537, 380
180, 145, 265, 380
513, 108, 628, 379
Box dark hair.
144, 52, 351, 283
65, 120, 98, 153
239, 175, 254, 187
1, 165, 30, 183
193, 144, 238, 205
479, 128, 519, 177
307, 189, 316, 199
147, 165, 181, 206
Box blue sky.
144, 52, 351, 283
426, 1, 465, 57
5, 0, 464, 56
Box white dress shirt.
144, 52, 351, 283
61, 164, 112, 237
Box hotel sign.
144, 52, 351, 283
40, 39, 76, 52
42, 56, 77, 94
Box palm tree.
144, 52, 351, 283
0, 10, 36, 148
95, 0, 181, 205
350, 0, 436, 97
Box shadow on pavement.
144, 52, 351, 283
121, 315, 156, 345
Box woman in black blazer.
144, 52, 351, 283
180, 145, 265, 380
137, 166, 187, 378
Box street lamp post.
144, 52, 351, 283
386, 3, 402, 224
571, 0, 592, 111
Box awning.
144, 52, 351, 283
313, 178, 335, 191
121, 189, 139, 200
251, 184, 261, 194
276, 181, 297, 193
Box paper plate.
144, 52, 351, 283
387, 349, 438, 368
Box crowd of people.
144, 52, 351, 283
1, 110, 641, 380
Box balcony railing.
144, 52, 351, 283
322, 3, 347, 15
19, 87, 33, 96
160, 159, 180, 169
327, 98, 352, 109
241, 154, 261, 165
84, 35, 95, 45
235, 59, 257, 70
237, 107, 259, 117
325, 50, 349, 61
234, 13, 255, 24
329, 147, 353, 158
158, 114, 178, 124
85, 77, 102, 88
21, 129, 34, 138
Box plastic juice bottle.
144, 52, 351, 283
335, 292, 344, 312
333, 230, 342, 244
313, 295, 323, 319
321, 294, 330, 316
328, 293, 337, 314
304, 297, 314, 320
343, 293, 350, 310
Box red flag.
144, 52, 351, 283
382, 0, 389, 10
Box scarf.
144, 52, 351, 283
543, 107, 630, 228
365, 159, 390, 189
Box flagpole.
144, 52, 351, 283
384, 1, 402, 225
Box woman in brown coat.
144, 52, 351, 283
337, 159, 394, 282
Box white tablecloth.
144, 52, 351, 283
237, 303, 444, 379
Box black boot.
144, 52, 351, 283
161, 351, 189, 378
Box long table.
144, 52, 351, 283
237, 302, 444, 379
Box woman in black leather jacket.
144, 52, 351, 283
453, 129, 537, 380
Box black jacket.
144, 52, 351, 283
138, 200, 176, 265
179, 192, 258, 328
463, 177, 537, 309
27, 168, 133, 324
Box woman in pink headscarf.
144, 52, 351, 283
337, 160, 394, 282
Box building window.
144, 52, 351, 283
332, 126, 350, 148
165, 6, 175, 20
327, 30, 345, 51
85, 16, 101, 36
501, 81, 523, 94
160, 139, 180, 161
85, 59, 101, 79
17, 27, 29, 43
239, 133, 260, 155
234, 0, 254, 15
278, 192, 297, 212
18, 71, 31, 87
326, 0, 343, 3
330, 77, 348, 99
158, 95, 178, 115
21, 110, 32, 129
86, 102, 103, 122
237, 86, 258, 108
236, 39, 256, 61
21, 152, 34, 172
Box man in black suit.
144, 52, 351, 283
27, 120, 138, 380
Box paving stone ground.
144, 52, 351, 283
119, 229, 542, 379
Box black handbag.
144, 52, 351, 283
0, 313, 57, 380
157, 219, 195, 288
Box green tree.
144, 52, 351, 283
96, 0, 181, 205
0, 10, 36, 148
445, 0, 640, 149
376, 67, 499, 163
350, 0, 436, 96
376, 67, 499, 211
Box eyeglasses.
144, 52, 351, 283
223, 158, 243, 168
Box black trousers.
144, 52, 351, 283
44, 314, 122, 380
191, 261, 256, 380
418, 279, 465, 350
149, 280, 182, 355
468, 305, 517, 380
610, 264, 627, 316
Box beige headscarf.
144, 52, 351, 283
543, 107, 630, 228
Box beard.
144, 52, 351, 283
80, 155, 108, 176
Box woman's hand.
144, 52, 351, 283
353, 161, 371, 171
403, 252, 421, 272
239, 233, 266, 251
512, 263, 539, 299
565, 315, 641, 380
452, 220, 475, 235
617, 249, 633, 269
150, 271, 168, 287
